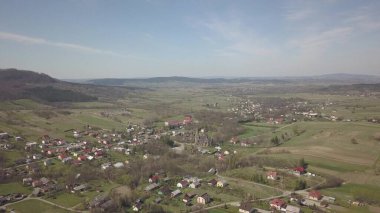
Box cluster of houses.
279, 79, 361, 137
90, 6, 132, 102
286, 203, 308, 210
16, 122, 165, 167
226, 96, 355, 125
269, 198, 301, 212
227, 98, 321, 123
138, 174, 230, 211
0, 132, 21, 150
266, 190, 335, 213
89, 194, 116, 212
265, 167, 311, 180
164, 115, 193, 129
230, 137, 258, 147
22, 176, 57, 197
0, 193, 26, 206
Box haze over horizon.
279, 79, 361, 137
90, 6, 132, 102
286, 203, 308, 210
1, 0, 380, 79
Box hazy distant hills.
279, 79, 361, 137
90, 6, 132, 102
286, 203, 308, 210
0, 68, 154, 103
87, 76, 290, 86
87, 73, 380, 86
1, 68, 379, 103
286, 73, 380, 83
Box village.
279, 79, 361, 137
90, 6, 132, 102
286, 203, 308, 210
0, 81, 379, 213
0, 108, 356, 213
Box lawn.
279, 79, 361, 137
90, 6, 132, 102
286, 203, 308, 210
322, 183, 380, 204
273, 121, 380, 167
0, 150, 25, 167
46, 192, 84, 208
240, 124, 274, 139
7, 199, 71, 213
0, 99, 47, 110
0, 182, 32, 195
209, 206, 239, 213
221, 167, 323, 191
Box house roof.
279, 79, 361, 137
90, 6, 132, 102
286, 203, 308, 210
293, 167, 305, 172
309, 190, 322, 198
286, 205, 300, 212
200, 193, 210, 199
267, 171, 277, 176
144, 183, 159, 191
208, 179, 217, 184
270, 198, 286, 207
180, 180, 189, 186
171, 189, 181, 195
150, 175, 159, 181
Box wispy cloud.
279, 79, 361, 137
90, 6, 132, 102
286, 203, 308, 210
285, 1, 380, 54
0, 31, 128, 57
291, 27, 353, 49
345, 6, 380, 32
196, 17, 277, 57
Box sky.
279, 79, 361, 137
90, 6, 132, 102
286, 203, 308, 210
0, 0, 380, 79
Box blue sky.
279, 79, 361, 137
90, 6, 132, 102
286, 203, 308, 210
1, 0, 380, 78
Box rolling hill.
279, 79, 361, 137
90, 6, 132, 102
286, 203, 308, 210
0, 69, 97, 102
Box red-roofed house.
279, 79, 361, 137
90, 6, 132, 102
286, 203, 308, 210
78, 155, 87, 161
58, 154, 66, 160
149, 175, 159, 183
267, 171, 278, 180
293, 167, 306, 176
165, 121, 182, 129
270, 198, 286, 211
183, 115, 192, 125
94, 150, 103, 157
308, 190, 322, 201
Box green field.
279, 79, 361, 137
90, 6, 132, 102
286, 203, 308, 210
46, 193, 84, 208
7, 199, 71, 213
322, 183, 380, 204
0, 182, 32, 195
240, 123, 274, 139
209, 206, 239, 213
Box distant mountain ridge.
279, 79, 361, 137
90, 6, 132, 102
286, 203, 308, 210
87, 76, 286, 85
86, 73, 380, 86
1, 68, 379, 102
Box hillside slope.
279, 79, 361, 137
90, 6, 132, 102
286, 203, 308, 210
0, 69, 96, 102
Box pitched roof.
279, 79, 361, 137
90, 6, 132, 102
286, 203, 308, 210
180, 180, 189, 186
309, 190, 322, 198
293, 167, 305, 172
270, 198, 286, 207
200, 193, 210, 199
267, 171, 277, 176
